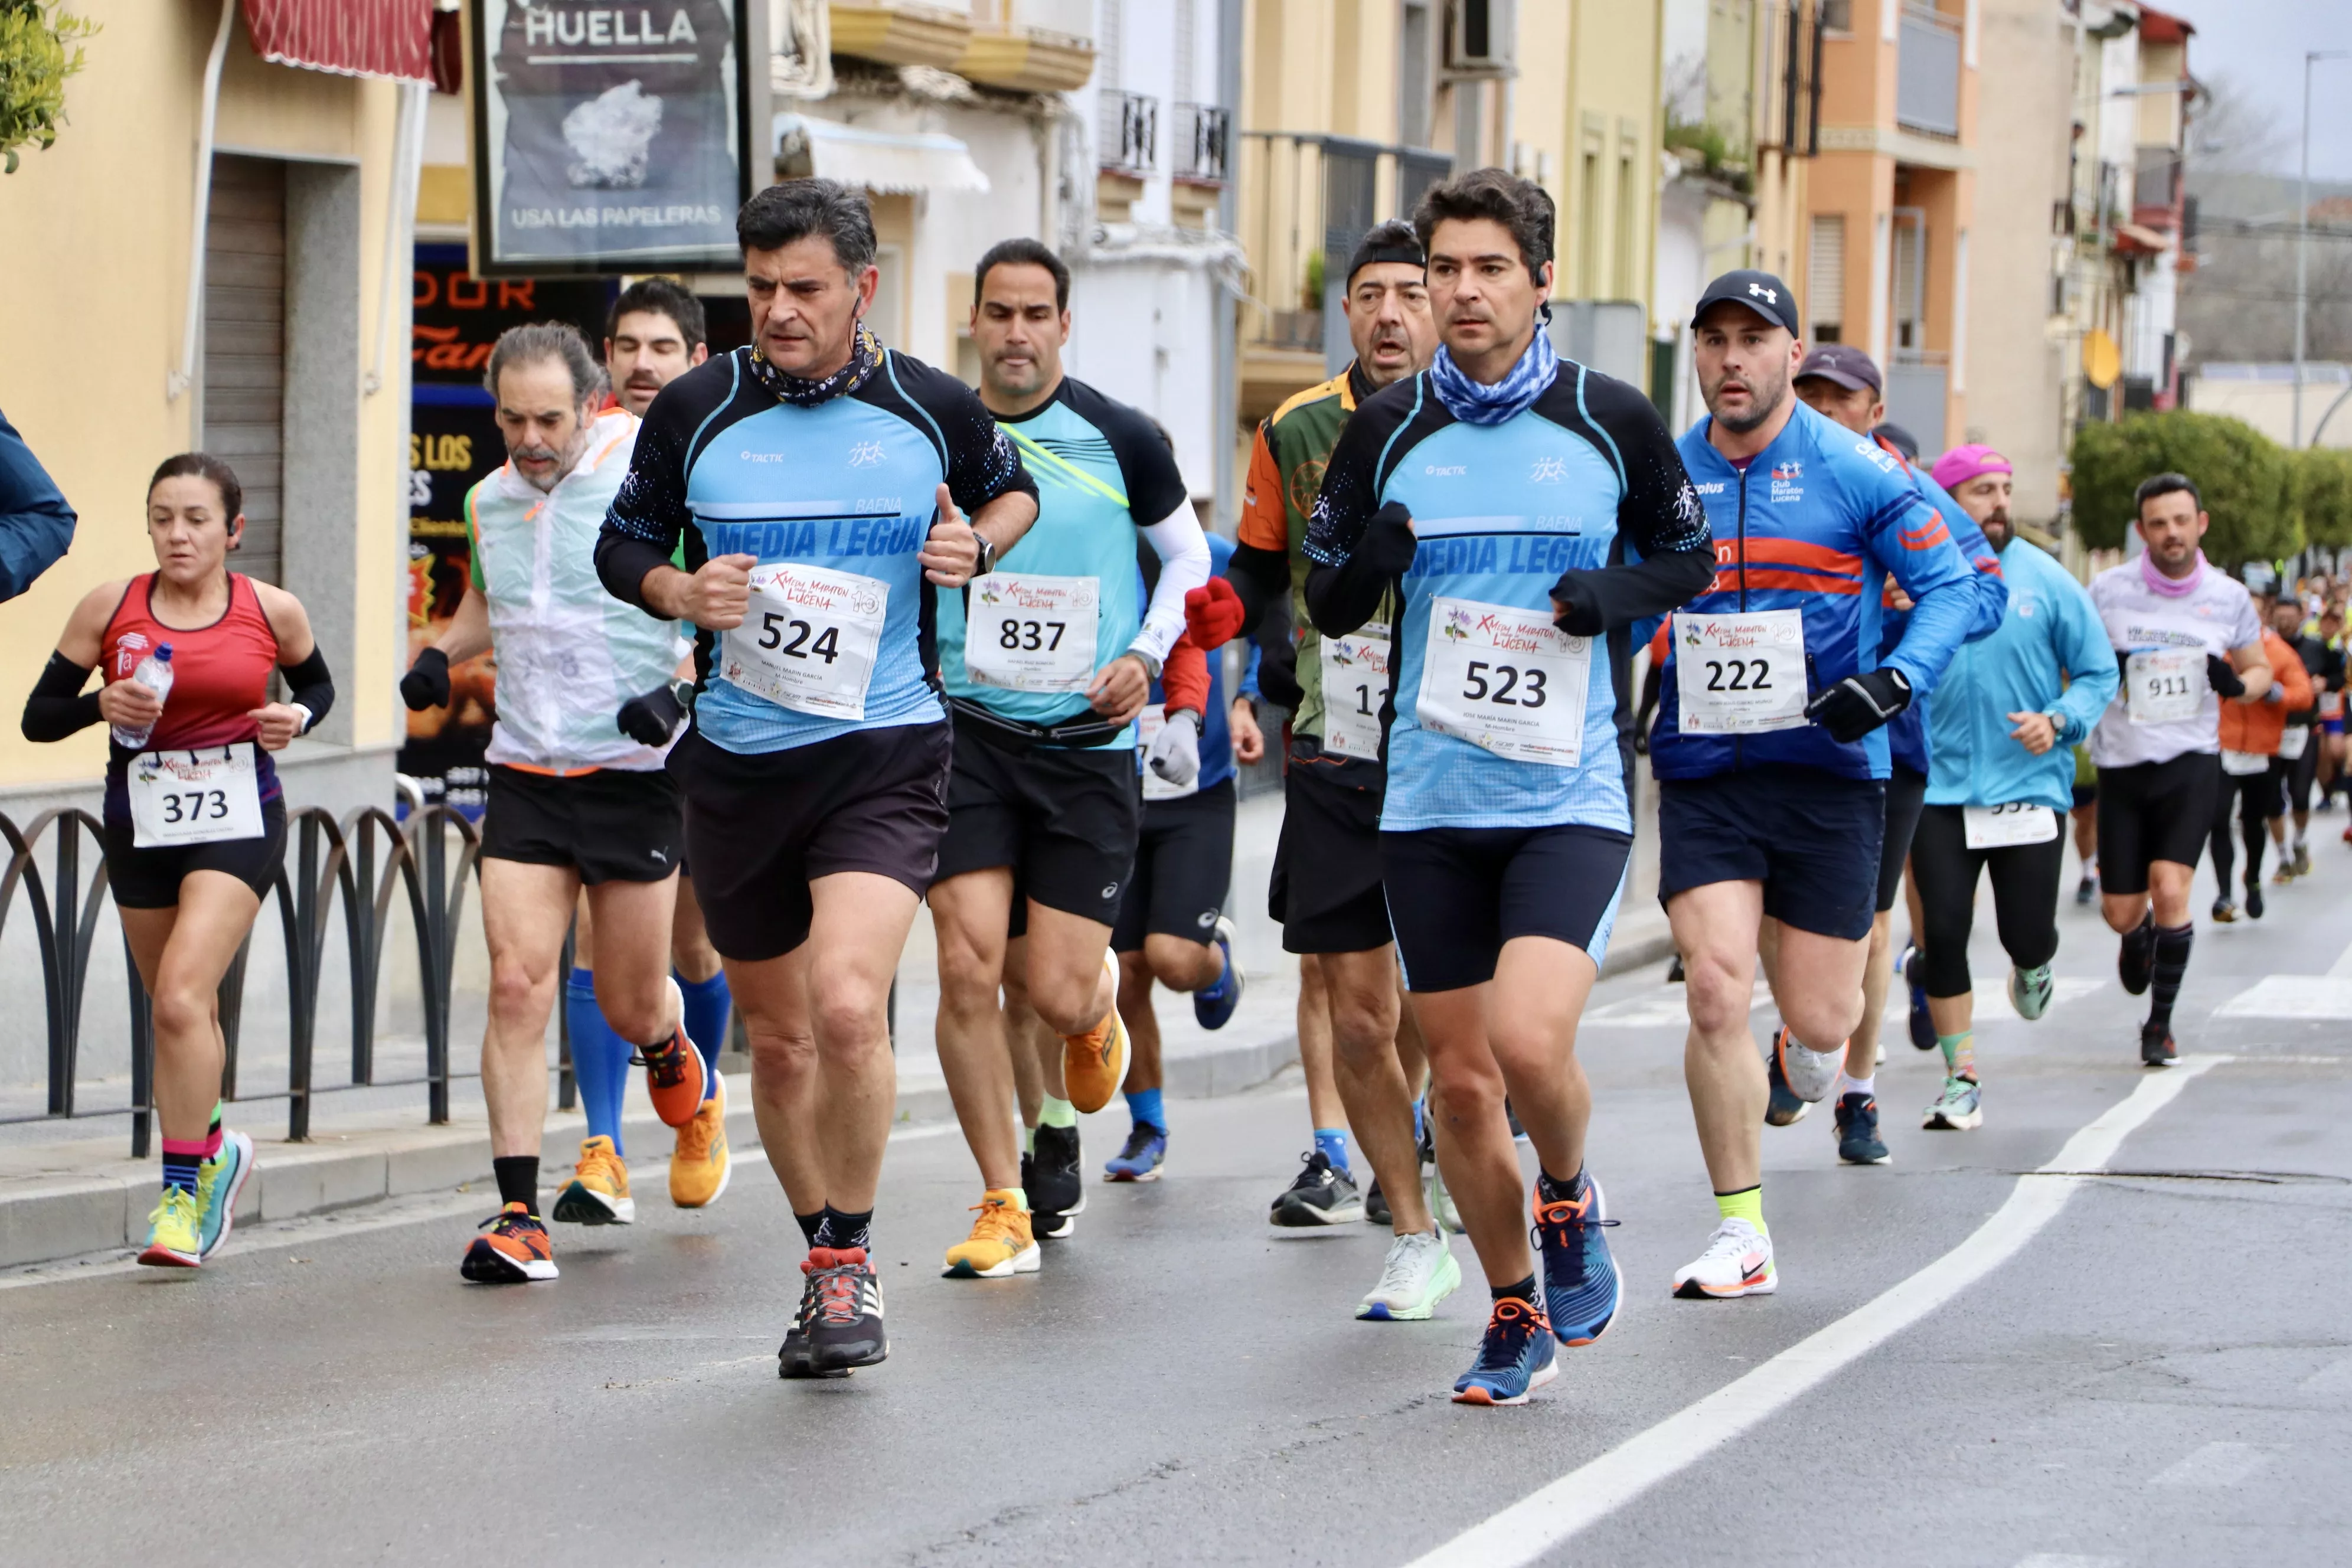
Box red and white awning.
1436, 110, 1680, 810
241, 0, 434, 84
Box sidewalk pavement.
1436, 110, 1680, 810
0, 785, 1678, 1271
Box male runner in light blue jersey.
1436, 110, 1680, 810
1306, 169, 1716, 1405
597, 180, 1040, 1377
927, 239, 1210, 1277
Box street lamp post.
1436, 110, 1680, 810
2296, 50, 2350, 450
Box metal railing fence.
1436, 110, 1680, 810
0, 798, 534, 1158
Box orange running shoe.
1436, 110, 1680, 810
460, 1202, 558, 1283
551, 1136, 634, 1225
669, 1072, 731, 1209
1060, 949, 1129, 1114
636, 976, 708, 1128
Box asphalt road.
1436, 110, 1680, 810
4, 845, 2349, 1567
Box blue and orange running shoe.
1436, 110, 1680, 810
1452, 1297, 1558, 1406
1533, 1176, 1621, 1347
1103, 1122, 1167, 1181
460, 1203, 558, 1283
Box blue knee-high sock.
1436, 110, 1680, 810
1124, 1086, 1166, 1133
675, 969, 730, 1100
566, 968, 635, 1155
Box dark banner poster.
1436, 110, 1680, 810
404, 244, 613, 811
468, 0, 748, 276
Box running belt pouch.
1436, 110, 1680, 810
948, 697, 1122, 757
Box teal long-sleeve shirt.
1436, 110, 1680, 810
1923, 536, 2118, 812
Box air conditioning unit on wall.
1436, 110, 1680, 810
1446, 0, 1514, 75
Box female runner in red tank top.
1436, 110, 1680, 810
19, 453, 335, 1269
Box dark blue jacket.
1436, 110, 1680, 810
0, 408, 74, 601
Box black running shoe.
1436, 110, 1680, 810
1666, 955, 1686, 983
2244, 880, 2265, 920
777, 1289, 843, 1380
1834, 1091, 1891, 1165
1269, 1150, 1364, 1226
802, 1247, 886, 1373
2139, 1024, 2177, 1069
1029, 1122, 1085, 1238
2119, 914, 2155, 996
1364, 1175, 1391, 1226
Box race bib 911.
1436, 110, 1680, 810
2125, 648, 2204, 724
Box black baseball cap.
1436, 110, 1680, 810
1691, 269, 1801, 337
1796, 344, 1882, 394
1873, 422, 1920, 462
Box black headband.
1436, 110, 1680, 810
1346, 237, 1425, 286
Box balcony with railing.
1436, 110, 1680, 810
1100, 90, 1158, 175
1175, 103, 1231, 185
1895, 4, 1961, 140
1236, 131, 1452, 420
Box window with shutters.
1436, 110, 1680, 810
202, 155, 286, 586
1808, 214, 1845, 344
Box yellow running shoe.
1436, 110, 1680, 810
942, 1189, 1040, 1279
1061, 948, 1129, 1115
138, 1187, 204, 1269
669, 1072, 731, 1209
551, 1135, 635, 1225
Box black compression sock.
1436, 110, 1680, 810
1491, 1274, 1537, 1305
2148, 923, 2194, 1031
818, 1206, 873, 1254
492, 1155, 540, 1215
1536, 1165, 1589, 1205
794, 1209, 824, 1247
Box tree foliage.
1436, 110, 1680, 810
2290, 445, 2352, 550
2067, 410, 2298, 565
0, 2, 98, 175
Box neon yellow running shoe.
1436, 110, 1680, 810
139, 1187, 204, 1269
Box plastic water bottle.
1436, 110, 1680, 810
110, 643, 174, 750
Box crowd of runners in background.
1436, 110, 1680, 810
26, 167, 2344, 1407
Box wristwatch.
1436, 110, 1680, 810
666, 677, 697, 711
2042, 710, 2069, 742
972, 532, 997, 578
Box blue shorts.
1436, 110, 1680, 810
2324, 715, 2344, 736
1658, 765, 1886, 942
1381, 824, 1631, 992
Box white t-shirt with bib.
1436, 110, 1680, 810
2087, 560, 2262, 770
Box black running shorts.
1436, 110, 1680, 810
935, 716, 1140, 935
480, 764, 684, 885
1380, 824, 1632, 992
2095, 752, 2220, 897
104, 796, 287, 910
1112, 777, 1236, 952
1877, 763, 1928, 914
1657, 765, 1887, 942
1269, 762, 1393, 955
670, 721, 952, 962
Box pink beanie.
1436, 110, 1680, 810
1931, 443, 2012, 492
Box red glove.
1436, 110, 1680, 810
1183, 577, 1246, 650
1159, 633, 1210, 717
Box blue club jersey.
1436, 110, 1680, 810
1880, 456, 2010, 774
1304, 358, 1711, 834
602, 345, 1034, 755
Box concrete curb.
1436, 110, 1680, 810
0, 1033, 1306, 1271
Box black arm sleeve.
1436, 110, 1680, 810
596, 530, 677, 613
1227, 542, 1290, 639
21, 652, 99, 743
1305, 507, 1418, 637
280, 645, 334, 733
1546, 370, 1719, 635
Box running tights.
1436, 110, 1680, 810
1907, 805, 2066, 999
2209, 765, 2281, 892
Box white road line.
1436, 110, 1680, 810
1403, 1056, 2228, 1568
0, 1121, 959, 1292
2013, 1556, 2122, 1568
2152, 1440, 2266, 1488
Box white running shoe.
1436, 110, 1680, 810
1772, 1025, 1844, 1105
1356, 1229, 1463, 1321
1671, 1217, 1778, 1299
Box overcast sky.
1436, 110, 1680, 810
2159, 0, 2352, 183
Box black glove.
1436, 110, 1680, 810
1256, 642, 1304, 712
2116, 646, 2134, 685
1632, 721, 1651, 757
1358, 502, 1419, 577
400, 647, 450, 711
1549, 570, 1606, 637
617, 682, 688, 747
1805, 666, 1913, 743
2206, 653, 2246, 698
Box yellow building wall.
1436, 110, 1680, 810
0, 9, 407, 788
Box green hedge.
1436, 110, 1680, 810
2290, 445, 2352, 550
2068, 410, 2298, 564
